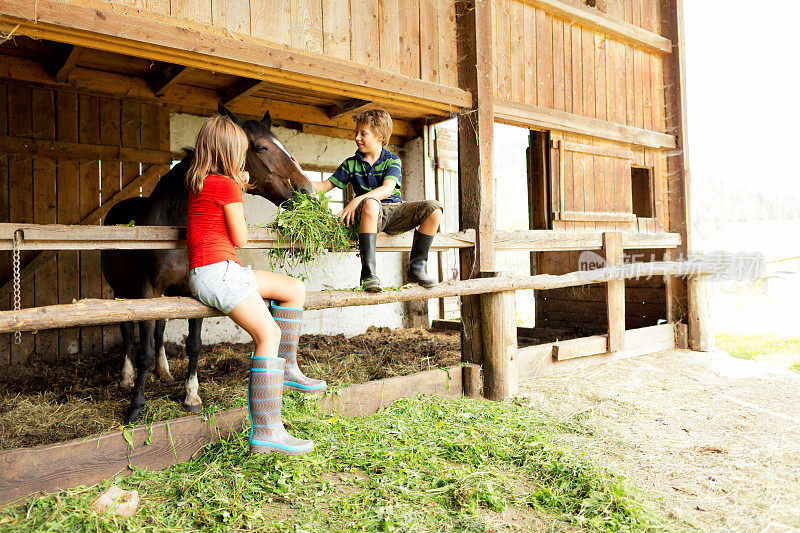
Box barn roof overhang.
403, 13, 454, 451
0, 0, 472, 144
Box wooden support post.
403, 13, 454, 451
462, 363, 482, 398
457, 0, 496, 365
603, 232, 625, 351
687, 275, 713, 351
662, 1, 691, 326
480, 273, 518, 401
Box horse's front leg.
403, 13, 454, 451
153, 319, 174, 383
125, 320, 157, 424
119, 321, 136, 395
183, 318, 203, 413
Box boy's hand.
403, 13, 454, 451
337, 197, 362, 226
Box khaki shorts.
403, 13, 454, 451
354, 199, 443, 235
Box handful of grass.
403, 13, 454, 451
262, 193, 356, 278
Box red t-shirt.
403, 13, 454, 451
187, 174, 243, 269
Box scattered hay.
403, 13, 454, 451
0, 326, 462, 451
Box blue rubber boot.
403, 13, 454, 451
269, 302, 327, 393
248, 355, 314, 455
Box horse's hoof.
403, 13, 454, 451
158, 373, 174, 385
125, 405, 144, 424
183, 401, 203, 414
119, 382, 134, 395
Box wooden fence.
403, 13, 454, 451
0, 222, 715, 507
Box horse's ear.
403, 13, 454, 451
260, 110, 272, 130
217, 103, 243, 125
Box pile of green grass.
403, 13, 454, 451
263, 193, 356, 277
0, 395, 662, 532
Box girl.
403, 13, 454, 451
185, 115, 323, 455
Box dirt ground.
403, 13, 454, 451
0, 326, 463, 450
519, 348, 800, 532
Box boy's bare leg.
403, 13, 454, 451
357, 199, 383, 292
358, 198, 380, 233
417, 207, 442, 235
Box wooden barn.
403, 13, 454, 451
0, 0, 708, 504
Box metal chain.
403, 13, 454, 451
12, 230, 21, 345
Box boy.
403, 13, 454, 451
313, 108, 442, 292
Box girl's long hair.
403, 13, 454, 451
185, 115, 249, 195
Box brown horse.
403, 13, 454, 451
102, 104, 315, 423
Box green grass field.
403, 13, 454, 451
715, 333, 800, 373
0, 395, 665, 532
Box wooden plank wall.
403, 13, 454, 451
494, 0, 667, 232
433, 126, 459, 319
501, 0, 671, 332
117, 0, 459, 87
534, 250, 667, 334
0, 81, 170, 368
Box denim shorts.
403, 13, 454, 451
189, 260, 259, 314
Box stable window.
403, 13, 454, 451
631, 166, 653, 218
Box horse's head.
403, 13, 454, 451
218, 104, 316, 205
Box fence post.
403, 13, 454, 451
480, 272, 517, 400
688, 275, 714, 351
603, 232, 625, 351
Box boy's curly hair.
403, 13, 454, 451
353, 108, 393, 146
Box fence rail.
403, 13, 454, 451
0, 223, 680, 251
0, 261, 714, 334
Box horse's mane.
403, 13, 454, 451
148, 148, 195, 217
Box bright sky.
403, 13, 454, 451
683, 1, 800, 193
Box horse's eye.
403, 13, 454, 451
257, 145, 269, 152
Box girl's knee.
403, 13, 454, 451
290, 277, 306, 303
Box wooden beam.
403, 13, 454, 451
687, 275, 713, 351
0, 262, 720, 333
52, 45, 83, 82
149, 63, 194, 96
561, 141, 632, 159
319, 365, 463, 417
495, 98, 676, 149
0, 225, 682, 252
457, 0, 496, 366
0, 136, 172, 164
519, 0, 672, 54
461, 364, 482, 399
326, 99, 373, 119
521, 324, 676, 376
603, 232, 625, 352
221, 79, 268, 107
480, 272, 518, 400
662, 1, 692, 326
559, 211, 637, 223
0, 0, 472, 113
0, 164, 169, 298
0, 54, 417, 139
